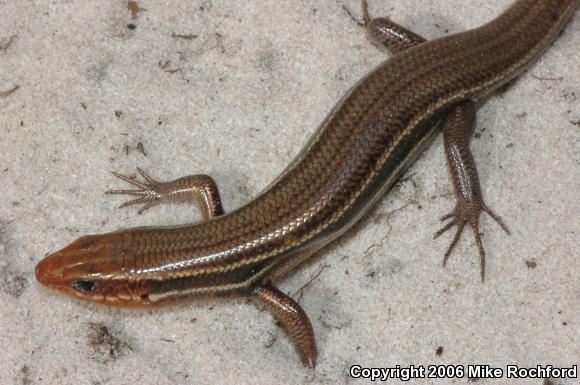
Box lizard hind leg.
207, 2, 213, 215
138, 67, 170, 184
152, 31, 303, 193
435, 102, 510, 282
362, 2, 511, 282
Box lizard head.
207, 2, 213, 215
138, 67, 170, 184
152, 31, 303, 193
35, 232, 151, 306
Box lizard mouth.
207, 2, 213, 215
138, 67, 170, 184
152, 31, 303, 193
35, 251, 67, 289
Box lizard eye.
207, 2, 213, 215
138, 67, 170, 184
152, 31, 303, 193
72, 280, 98, 294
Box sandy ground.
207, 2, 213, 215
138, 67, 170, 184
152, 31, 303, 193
0, 1, 578, 384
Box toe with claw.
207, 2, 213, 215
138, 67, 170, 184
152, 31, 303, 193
106, 168, 163, 214
434, 201, 510, 282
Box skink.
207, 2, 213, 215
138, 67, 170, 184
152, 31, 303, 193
35, 0, 579, 368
